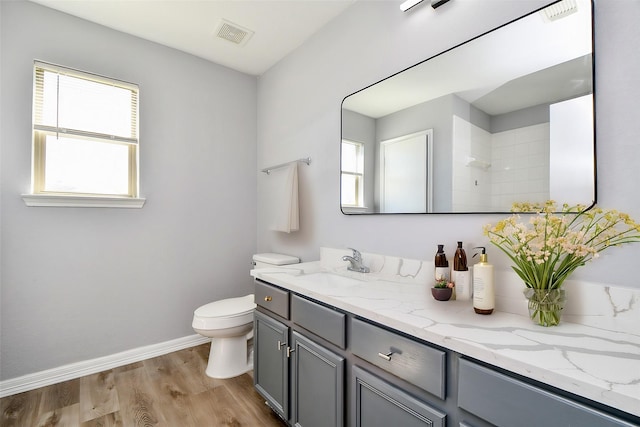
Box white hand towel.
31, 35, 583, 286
269, 162, 299, 233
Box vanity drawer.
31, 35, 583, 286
255, 280, 289, 319
458, 359, 632, 427
350, 318, 446, 399
291, 295, 346, 349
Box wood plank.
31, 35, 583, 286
79, 370, 120, 422
143, 350, 197, 395
143, 352, 199, 426
207, 383, 248, 426
32, 403, 79, 427
185, 389, 224, 426
80, 411, 124, 427
224, 373, 282, 424
113, 366, 167, 427
37, 378, 79, 415
0, 389, 42, 427
167, 346, 218, 393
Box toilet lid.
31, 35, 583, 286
194, 294, 256, 318
253, 253, 300, 265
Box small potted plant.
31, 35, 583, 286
431, 278, 455, 301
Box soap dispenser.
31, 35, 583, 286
472, 247, 494, 315
434, 244, 449, 282
452, 242, 472, 301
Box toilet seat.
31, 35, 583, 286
194, 294, 255, 318
192, 294, 256, 330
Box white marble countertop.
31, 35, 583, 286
251, 253, 640, 419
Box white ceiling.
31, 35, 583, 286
29, 0, 356, 76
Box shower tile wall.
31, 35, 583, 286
452, 116, 550, 211
452, 116, 492, 212
491, 122, 550, 210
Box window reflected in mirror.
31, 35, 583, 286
341, 140, 365, 210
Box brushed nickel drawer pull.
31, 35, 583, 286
287, 347, 296, 358
378, 351, 393, 361
264, 296, 272, 302
277, 340, 286, 351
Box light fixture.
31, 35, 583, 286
431, 0, 451, 8
400, 0, 451, 12
400, 0, 423, 12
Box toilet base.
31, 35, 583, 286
205, 335, 253, 379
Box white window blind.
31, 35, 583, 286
33, 61, 138, 144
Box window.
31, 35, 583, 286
25, 61, 143, 207
341, 139, 364, 207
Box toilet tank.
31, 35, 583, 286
252, 253, 300, 269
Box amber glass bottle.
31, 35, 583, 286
452, 241, 472, 300
453, 241, 468, 272
434, 244, 449, 282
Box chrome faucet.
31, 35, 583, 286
342, 248, 370, 273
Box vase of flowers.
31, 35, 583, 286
484, 201, 640, 326
522, 288, 566, 326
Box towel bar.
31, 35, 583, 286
261, 157, 311, 174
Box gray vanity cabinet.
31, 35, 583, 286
254, 310, 289, 421
254, 280, 346, 427
290, 331, 344, 427
255, 278, 640, 427
352, 365, 446, 427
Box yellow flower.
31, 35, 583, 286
484, 201, 640, 291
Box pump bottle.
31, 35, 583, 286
434, 244, 449, 282
452, 242, 472, 301
472, 247, 494, 314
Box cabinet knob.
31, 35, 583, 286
264, 296, 272, 302
377, 351, 393, 362
277, 340, 286, 351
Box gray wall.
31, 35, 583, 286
0, 1, 257, 380
257, 0, 640, 289
491, 103, 550, 133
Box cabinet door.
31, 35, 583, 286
254, 311, 289, 421
352, 366, 446, 427
291, 331, 344, 427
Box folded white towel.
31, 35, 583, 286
269, 162, 299, 233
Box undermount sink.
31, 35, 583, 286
293, 271, 367, 288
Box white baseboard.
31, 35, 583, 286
0, 334, 210, 398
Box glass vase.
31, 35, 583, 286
523, 288, 566, 327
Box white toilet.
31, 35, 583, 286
192, 253, 299, 379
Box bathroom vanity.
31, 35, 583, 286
251, 249, 640, 427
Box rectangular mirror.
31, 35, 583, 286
341, 0, 595, 214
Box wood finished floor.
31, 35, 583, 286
0, 343, 287, 427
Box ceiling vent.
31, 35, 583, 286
215, 19, 254, 46
541, 0, 578, 22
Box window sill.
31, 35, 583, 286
341, 206, 369, 214
22, 194, 146, 208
